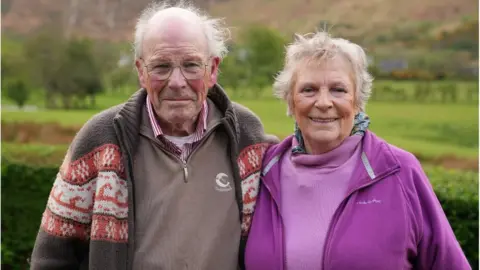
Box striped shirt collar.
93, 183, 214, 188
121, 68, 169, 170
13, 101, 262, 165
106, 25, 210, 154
146, 96, 208, 139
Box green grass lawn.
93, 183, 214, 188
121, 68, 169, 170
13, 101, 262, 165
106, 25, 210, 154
2, 97, 478, 161
2, 143, 69, 166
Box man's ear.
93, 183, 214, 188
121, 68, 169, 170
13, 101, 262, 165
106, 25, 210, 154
135, 59, 147, 89
207, 56, 221, 88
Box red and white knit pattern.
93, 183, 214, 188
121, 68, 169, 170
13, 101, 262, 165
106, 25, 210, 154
237, 143, 270, 236
41, 144, 128, 242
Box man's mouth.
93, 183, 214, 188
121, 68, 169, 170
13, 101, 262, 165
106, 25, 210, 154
164, 98, 192, 101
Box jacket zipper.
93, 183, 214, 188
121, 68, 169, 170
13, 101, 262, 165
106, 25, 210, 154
148, 122, 221, 183
182, 162, 188, 181
322, 169, 399, 269
180, 123, 220, 181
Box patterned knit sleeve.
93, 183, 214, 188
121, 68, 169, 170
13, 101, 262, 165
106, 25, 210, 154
29, 147, 92, 269
30, 142, 127, 269
29, 102, 128, 269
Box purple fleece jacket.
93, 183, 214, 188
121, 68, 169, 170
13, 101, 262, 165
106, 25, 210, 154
244, 130, 471, 270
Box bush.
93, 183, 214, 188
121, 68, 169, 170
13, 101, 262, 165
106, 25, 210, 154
5, 79, 30, 108
1, 160, 478, 269
1, 160, 58, 270
427, 167, 479, 268
24, 30, 104, 109
220, 25, 287, 98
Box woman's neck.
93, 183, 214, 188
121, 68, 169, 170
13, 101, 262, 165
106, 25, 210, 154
291, 135, 363, 168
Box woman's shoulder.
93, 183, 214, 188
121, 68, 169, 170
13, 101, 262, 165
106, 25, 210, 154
262, 136, 294, 163
367, 131, 423, 172
387, 143, 423, 171
378, 137, 433, 195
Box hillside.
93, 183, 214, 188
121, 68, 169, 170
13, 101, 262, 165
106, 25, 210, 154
2, 0, 478, 44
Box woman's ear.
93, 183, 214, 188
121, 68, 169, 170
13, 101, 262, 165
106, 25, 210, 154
287, 91, 295, 117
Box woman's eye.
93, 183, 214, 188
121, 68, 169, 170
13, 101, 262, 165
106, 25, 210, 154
302, 87, 314, 93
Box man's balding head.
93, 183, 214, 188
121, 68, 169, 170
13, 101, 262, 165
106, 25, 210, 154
133, 2, 230, 61
141, 7, 208, 59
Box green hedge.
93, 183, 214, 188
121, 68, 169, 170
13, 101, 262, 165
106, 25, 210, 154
1, 160, 478, 269
1, 160, 58, 270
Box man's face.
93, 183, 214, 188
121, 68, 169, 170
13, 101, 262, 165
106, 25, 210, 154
136, 13, 220, 133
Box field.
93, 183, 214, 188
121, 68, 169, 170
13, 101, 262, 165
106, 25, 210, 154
1, 81, 479, 269
2, 81, 479, 170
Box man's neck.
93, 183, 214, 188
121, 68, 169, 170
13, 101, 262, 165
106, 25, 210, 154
157, 117, 198, 137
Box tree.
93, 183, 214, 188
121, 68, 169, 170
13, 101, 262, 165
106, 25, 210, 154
24, 26, 66, 108
239, 25, 287, 97
2, 38, 34, 106
6, 79, 30, 108
218, 47, 251, 98
61, 38, 104, 108
24, 28, 104, 109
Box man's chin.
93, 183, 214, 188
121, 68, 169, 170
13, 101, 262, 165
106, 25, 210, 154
163, 109, 200, 124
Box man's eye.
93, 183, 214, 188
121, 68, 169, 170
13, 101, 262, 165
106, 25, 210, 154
155, 63, 171, 69
184, 62, 201, 68
332, 88, 346, 92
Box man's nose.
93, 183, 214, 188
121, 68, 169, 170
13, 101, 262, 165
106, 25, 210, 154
167, 67, 187, 89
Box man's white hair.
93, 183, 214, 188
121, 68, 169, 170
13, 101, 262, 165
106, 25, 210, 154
273, 31, 374, 115
133, 0, 230, 60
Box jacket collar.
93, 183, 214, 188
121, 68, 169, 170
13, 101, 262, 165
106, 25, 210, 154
344, 130, 401, 195
113, 84, 238, 161
261, 131, 401, 202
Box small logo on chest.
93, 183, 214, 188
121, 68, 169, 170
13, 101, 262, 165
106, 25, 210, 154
215, 173, 232, 192
356, 198, 382, 205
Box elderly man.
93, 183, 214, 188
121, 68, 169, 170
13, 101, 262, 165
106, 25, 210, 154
30, 2, 276, 269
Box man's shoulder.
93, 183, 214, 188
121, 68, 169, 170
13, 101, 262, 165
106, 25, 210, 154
231, 102, 261, 122
68, 103, 125, 160
231, 102, 279, 145
75, 104, 124, 141
85, 104, 124, 128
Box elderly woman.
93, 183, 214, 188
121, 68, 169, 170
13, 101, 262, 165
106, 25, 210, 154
243, 32, 471, 270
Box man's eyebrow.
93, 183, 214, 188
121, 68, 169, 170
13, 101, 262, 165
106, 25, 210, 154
149, 56, 172, 62
330, 81, 348, 87
183, 55, 204, 61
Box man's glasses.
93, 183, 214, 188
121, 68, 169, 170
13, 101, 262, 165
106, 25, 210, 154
141, 57, 209, 81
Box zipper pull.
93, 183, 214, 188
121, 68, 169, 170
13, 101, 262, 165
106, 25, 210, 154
183, 163, 188, 182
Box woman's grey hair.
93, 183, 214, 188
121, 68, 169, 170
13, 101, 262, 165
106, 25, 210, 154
133, 1, 230, 60
273, 31, 373, 115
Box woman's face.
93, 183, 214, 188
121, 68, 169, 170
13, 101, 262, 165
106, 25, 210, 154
291, 56, 357, 154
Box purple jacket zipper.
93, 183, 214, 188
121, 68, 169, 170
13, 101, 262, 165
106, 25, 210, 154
321, 167, 399, 269
261, 179, 286, 270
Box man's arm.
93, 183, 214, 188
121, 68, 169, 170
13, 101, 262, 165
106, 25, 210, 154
30, 230, 89, 269
29, 105, 121, 269
30, 150, 92, 269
